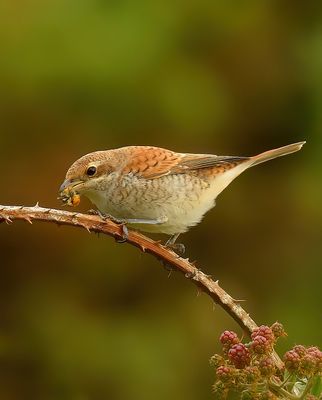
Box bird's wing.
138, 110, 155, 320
121, 146, 249, 179
173, 154, 249, 171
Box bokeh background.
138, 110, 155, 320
0, 1, 321, 399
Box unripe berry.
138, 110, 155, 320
251, 325, 274, 344
228, 343, 251, 369
284, 350, 301, 372
210, 354, 225, 368
270, 322, 286, 339
307, 346, 322, 372
251, 335, 272, 354
219, 330, 240, 347
244, 366, 260, 383
307, 346, 319, 355
212, 381, 226, 399
259, 391, 277, 400
293, 344, 307, 357
241, 391, 260, 400
307, 346, 321, 358
216, 365, 234, 382
300, 354, 316, 376
259, 356, 275, 377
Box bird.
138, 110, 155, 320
59, 142, 305, 248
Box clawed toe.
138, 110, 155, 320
89, 210, 125, 225
165, 242, 185, 255
89, 210, 128, 242
88, 209, 109, 220
88, 209, 100, 216
164, 233, 185, 255
115, 223, 128, 243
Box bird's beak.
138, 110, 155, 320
58, 179, 84, 206
59, 179, 72, 193
59, 179, 83, 193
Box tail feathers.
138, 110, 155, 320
250, 141, 306, 167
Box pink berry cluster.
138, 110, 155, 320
284, 345, 322, 377
210, 322, 322, 399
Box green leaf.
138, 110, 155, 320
310, 375, 322, 397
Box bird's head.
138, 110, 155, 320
58, 151, 114, 207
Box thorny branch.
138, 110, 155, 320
0, 204, 283, 369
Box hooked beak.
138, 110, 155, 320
59, 179, 83, 193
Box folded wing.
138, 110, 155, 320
121, 146, 249, 179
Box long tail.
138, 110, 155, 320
249, 141, 306, 167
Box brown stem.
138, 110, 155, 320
269, 379, 299, 400
0, 204, 283, 369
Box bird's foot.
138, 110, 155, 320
88, 209, 123, 223
115, 224, 129, 243
164, 233, 185, 255
88, 209, 128, 242
166, 242, 185, 255
165, 237, 185, 254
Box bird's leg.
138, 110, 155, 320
88, 209, 128, 241
165, 233, 180, 246
165, 233, 185, 255
118, 216, 168, 225
88, 210, 168, 242
89, 210, 167, 226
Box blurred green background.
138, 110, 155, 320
0, 1, 321, 399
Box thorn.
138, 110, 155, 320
167, 269, 172, 278
24, 217, 33, 224
4, 216, 12, 224
233, 298, 246, 303
83, 225, 91, 233
140, 245, 146, 252
215, 280, 219, 284
35, 201, 40, 207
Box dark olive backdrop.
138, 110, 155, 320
0, 1, 321, 399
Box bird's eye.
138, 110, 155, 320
86, 166, 97, 177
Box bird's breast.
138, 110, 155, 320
84, 173, 216, 234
